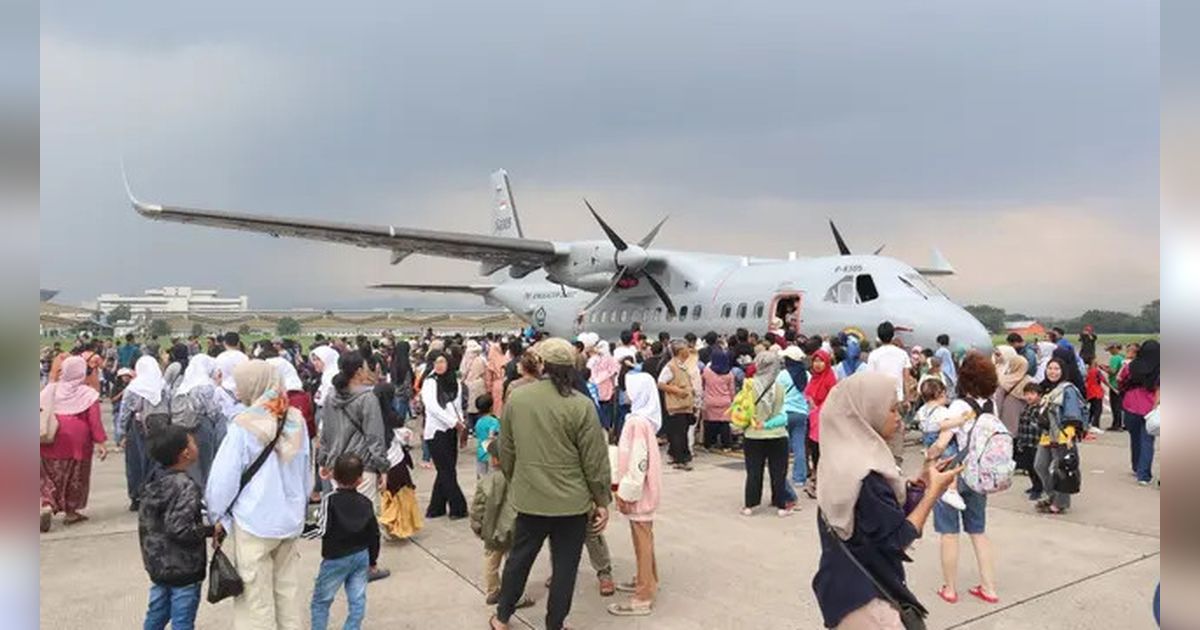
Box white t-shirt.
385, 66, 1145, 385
917, 403, 951, 435
945, 398, 986, 447
866, 344, 911, 401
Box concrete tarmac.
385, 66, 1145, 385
40, 412, 1159, 629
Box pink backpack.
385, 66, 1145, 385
958, 399, 1015, 495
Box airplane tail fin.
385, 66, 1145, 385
481, 169, 525, 277
913, 247, 956, 276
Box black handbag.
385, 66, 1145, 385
1053, 447, 1081, 495
820, 512, 928, 630
207, 417, 285, 604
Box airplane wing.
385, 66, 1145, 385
913, 247, 956, 277
369, 283, 496, 296
129, 196, 562, 271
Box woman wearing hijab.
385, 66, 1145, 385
485, 340, 508, 414
993, 346, 1031, 435
813, 372, 962, 629
778, 345, 811, 499
701, 348, 736, 451
116, 355, 172, 512
422, 350, 469, 519
1033, 358, 1085, 515
174, 354, 226, 487
804, 349, 838, 498
608, 372, 664, 617
39, 356, 107, 530
462, 340, 489, 429
309, 345, 341, 411
1119, 339, 1160, 485
206, 360, 311, 630
588, 341, 622, 435
834, 337, 864, 381
738, 351, 794, 517
269, 356, 316, 446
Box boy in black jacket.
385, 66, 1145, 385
138, 425, 214, 630
311, 453, 381, 630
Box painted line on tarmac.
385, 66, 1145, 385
944, 551, 1159, 629
408, 536, 536, 630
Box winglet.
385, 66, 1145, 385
914, 247, 956, 276
122, 161, 162, 216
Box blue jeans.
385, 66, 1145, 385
786, 412, 809, 485
933, 479, 987, 534
311, 549, 370, 630
598, 400, 617, 431
1125, 412, 1156, 482
144, 582, 201, 630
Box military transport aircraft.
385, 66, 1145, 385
127, 169, 992, 350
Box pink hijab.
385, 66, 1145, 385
41, 356, 100, 416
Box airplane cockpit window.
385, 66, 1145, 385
693, 305, 702, 320
824, 275, 855, 304
753, 302, 765, 319
736, 303, 748, 319
856, 274, 879, 303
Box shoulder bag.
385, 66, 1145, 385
39, 384, 59, 445
207, 416, 285, 604
819, 511, 927, 630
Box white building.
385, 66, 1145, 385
97, 286, 248, 315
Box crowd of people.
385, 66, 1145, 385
36, 319, 1159, 629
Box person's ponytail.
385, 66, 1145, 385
333, 350, 365, 394
332, 371, 351, 393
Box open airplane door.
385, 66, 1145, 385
769, 291, 804, 336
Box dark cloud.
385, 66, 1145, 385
41, 1, 1158, 315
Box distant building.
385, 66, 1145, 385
97, 286, 249, 315
1004, 320, 1047, 338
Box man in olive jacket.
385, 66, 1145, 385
492, 338, 612, 630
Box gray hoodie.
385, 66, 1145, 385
318, 387, 390, 474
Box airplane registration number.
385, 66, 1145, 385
834, 265, 863, 273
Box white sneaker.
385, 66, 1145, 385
1091, 426, 1106, 435
941, 488, 967, 511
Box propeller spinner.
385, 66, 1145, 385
582, 200, 675, 316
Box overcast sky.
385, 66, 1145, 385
41, 1, 1159, 317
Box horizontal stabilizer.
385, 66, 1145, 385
369, 283, 496, 296
913, 247, 955, 276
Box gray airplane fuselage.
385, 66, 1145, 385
483, 253, 992, 351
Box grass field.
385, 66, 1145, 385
989, 333, 1158, 348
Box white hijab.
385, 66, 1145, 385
310, 345, 341, 406
176, 354, 218, 396
215, 349, 249, 392
127, 355, 166, 406
625, 372, 663, 432
267, 356, 304, 392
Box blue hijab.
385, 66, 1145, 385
708, 349, 732, 375
841, 337, 863, 374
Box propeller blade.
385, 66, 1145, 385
642, 273, 677, 316
582, 268, 626, 312
873, 244, 886, 255
829, 220, 852, 256
638, 215, 669, 248
584, 199, 628, 251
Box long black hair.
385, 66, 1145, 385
1126, 339, 1160, 390
543, 363, 577, 397
169, 343, 190, 372
332, 351, 365, 394
391, 340, 413, 387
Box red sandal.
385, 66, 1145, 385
937, 586, 958, 604
969, 585, 999, 604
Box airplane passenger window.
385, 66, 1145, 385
753, 301, 765, 319
693, 305, 702, 320
678, 305, 688, 320
620, 309, 628, 323
721, 303, 732, 319
736, 303, 748, 319
856, 274, 879, 303
654, 307, 663, 321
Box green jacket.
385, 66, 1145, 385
500, 379, 612, 516
470, 471, 516, 551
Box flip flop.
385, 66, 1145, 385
487, 615, 506, 630
937, 585, 958, 604
63, 514, 89, 525
969, 585, 999, 604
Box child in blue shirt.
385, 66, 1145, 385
473, 394, 500, 479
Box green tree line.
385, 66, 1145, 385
965, 300, 1159, 334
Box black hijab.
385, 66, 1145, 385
1050, 347, 1085, 393
169, 343, 190, 372
426, 350, 459, 408
374, 382, 402, 446
784, 356, 808, 390
391, 340, 413, 387
1126, 339, 1160, 390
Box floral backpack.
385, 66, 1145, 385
728, 378, 760, 429
957, 398, 1015, 495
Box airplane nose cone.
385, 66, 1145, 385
955, 308, 994, 352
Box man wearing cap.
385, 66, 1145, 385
493, 338, 612, 630
1102, 341, 1126, 431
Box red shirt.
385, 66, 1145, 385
1085, 366, 1105, 400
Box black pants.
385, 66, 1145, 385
1088, 398, 1103, 428
664, 412, 693, 464
806, 437, 821, 478
704, 421, 733, 449
497, 513, 588, 630
426, 429, 467, 518
1109, 390, 1124, 429
743, 437, 790, 509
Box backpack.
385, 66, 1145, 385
956, 399, 1015, 495
169, 389, 201, 430
728, 378, 773, 429
139, 391, 174, 436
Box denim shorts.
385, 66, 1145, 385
933, 479, 987, 535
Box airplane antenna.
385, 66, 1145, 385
828, 220, 852, 256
